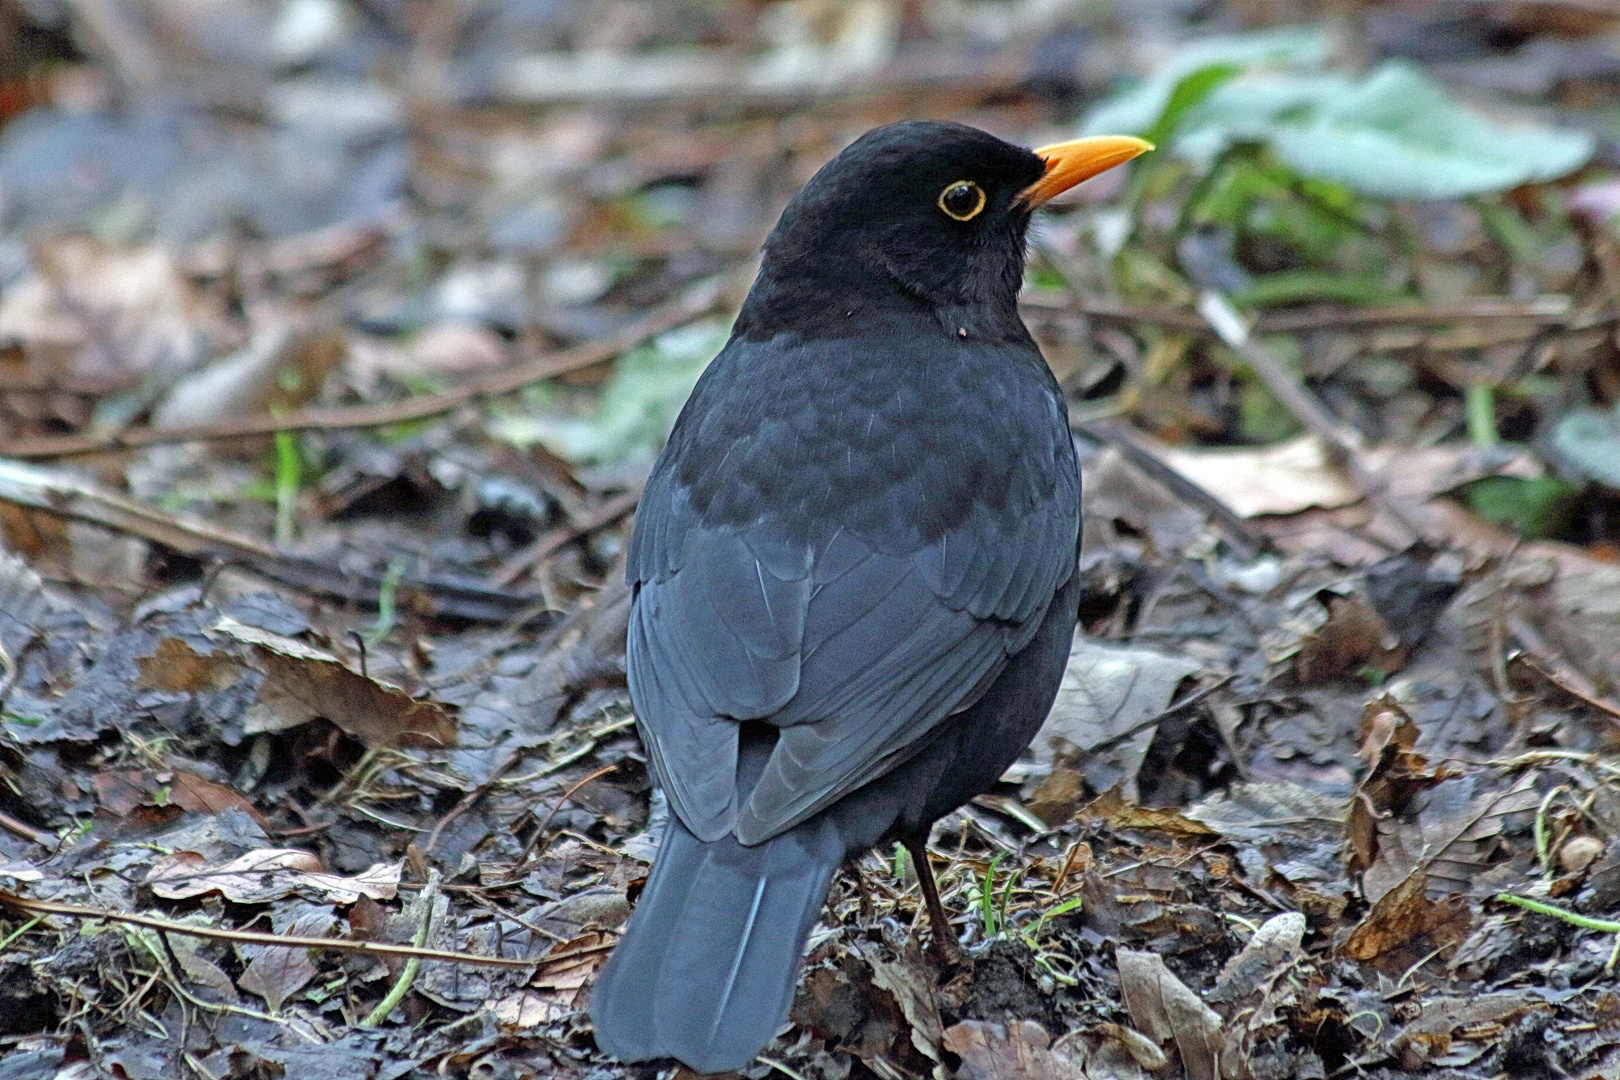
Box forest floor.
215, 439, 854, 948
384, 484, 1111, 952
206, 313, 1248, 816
5, 2, 1620, 1078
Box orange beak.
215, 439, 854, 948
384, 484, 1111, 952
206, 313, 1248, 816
1017, 135, 1154, 207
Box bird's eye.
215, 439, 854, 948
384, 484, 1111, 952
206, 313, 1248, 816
937, 180, 986, 222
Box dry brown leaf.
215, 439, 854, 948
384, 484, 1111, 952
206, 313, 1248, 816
0, 236, 225, 378
1295, 596, 1404, 683
857, 940, 943, 1062
1520, 540, 1620, 695
1024, 635, 1204, 801
1155, 437, 1540, 521
237, 907, 336, 1014
1116, 948, 1227, 1080
1156, 435, 1360, 518
216, 615, 455, 749
247, 646, 455, 748
529, 931, 608, 994
1027, 766, 1086, 827
1342, 871, 1472, 973
0, 861, 43, 883
1091, 1021, 1167, 1071
168, 932, 241, 1005
1209, 912, 1306, 1006
487, 989, 573, 1029
1360, 774, 1540, 903
93, 769, 262, 822
1077, 785, 1220, 840
135, 637, 242, 693
1389, 991, 1550, 1069
148, 849, 401, 904
943, 1019, 1086, 1080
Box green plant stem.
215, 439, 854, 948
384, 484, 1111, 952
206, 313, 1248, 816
273, 429, 301, 547
1466, 383, 1499, 448
1497, 893, 1620, 933
0, 915, 42, 952
362, 871, 441, 1027
362, 558, 408, 646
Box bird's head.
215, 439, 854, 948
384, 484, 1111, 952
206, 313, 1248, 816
737, 120, 1150, 341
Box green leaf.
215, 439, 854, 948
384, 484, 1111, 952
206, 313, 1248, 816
1268, 62, 1594, 200
979, 852, 1003, 939
1232, 269, 1401, 308
1551, 406, 1620, 488
1083, 26, 1328, 139
488, 319, 728, 465
1143, 63, 1242, 150
1464, 475, 1578, 537
1082, 30, 1594, 200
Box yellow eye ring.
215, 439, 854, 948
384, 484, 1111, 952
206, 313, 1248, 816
937, 180, 986, 222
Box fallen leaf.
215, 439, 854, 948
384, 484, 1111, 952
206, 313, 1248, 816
1116, 949, 1226, 1080
1360, 774, 1540, 903
237, 906, 336, 1014
488, 989, 573, 1029
94, 769, 261, 823
215, 615, 455, 749
149, 849, 401, 904
1209, 912, 1306, 1005
1157, 435, 1360, 518
857, 939, 943, 1062
1294, 595, 1404, 683
1390, 991, 1549, 1069
135, 637, 242, 693
1024, 634, 1205, 801
1077, 785, 1219, 840
943, 1019, 1086, 1080
1342, 871, 1472, 973
168, 930, 241, 1005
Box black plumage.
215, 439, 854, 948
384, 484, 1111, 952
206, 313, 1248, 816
591, 119, 1150, 1074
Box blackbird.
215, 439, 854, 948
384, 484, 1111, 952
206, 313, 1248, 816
591, 120, 1150, 1073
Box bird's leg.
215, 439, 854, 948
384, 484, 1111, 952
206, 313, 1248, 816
902, 835, 962, 965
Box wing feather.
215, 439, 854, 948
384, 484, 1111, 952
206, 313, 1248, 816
625, 333, 1080, 847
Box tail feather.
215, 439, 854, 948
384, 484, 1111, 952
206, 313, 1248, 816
591, 814, 843, 1073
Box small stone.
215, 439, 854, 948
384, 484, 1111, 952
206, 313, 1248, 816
1560, 835, 1605, 874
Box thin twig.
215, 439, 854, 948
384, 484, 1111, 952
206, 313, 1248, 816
1195, 290, 1424, 543
0, 890, 536, 968
0, 810, 58, 849
515, 763, 620, 870
420, 751, 521, 856
490, 485, 644, 587
1084, 673, 1235, 755
1512, 654, 1620, 727
1020, 290, 1579, 334
1075, 418, 1265, 558
0, 285, 724, 460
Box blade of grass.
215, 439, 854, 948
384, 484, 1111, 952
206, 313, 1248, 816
273, 429, 300, 547
1466, 383, 1499, 448
362, 558, 408, 646
980, 852, 1003, 939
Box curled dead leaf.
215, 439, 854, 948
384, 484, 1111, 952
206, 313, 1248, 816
217, 617, 456, 749
149, 848, 401, 904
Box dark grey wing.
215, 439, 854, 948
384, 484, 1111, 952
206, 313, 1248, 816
628, 479, 812, 840
734, 491, 1078, 843
627, 335, 1079, 846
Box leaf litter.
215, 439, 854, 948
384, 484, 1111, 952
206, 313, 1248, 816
4, 3, 1620, 1079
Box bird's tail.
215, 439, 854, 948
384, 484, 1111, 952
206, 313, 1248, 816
590, 813, 844, 1074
